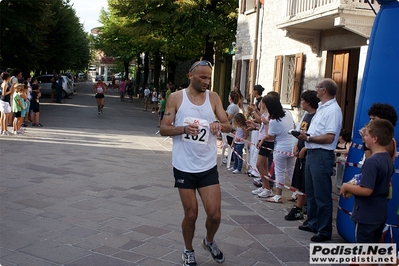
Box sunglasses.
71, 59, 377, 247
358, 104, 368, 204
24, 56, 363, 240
189, 60, 213, 72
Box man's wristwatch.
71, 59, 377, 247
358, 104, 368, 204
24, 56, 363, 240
306, 136, 310, 142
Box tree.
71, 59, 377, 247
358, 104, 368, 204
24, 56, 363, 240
40, 0, 90, 73
97, 0, 238, 86
0, 0, 90, 75
0, 0, 53, 74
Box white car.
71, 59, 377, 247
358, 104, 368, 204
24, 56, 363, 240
34, 74, 74, 98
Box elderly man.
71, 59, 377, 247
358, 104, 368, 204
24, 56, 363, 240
295, 78, 342, 242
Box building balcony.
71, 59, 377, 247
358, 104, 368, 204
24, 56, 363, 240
277, 0, 380, 38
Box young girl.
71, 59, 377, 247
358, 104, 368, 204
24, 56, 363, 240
12, 83, 25, 134
19, 84, 29, 128
229, 113, 248, 174
151, 87, 158, 113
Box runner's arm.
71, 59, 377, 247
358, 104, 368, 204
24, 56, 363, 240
159, 92, 183, 136
211, 92, 231, 134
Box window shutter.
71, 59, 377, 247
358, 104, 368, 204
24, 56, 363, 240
247, 59, 254, 96
235, 60, 242, 88
240, 0, 245, 13
273, 55, 283, 93
290, 53, 304, 107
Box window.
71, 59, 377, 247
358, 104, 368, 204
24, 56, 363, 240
273, 53, 304, 107
240, 0, 257, 13
37, 75, 52, 84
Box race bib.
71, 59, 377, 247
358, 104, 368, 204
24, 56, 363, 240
182, 117, 210, 145
96, 86, 103, 93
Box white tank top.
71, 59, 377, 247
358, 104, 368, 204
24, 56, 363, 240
95, 83, 104, 94
172, 89, 217, 173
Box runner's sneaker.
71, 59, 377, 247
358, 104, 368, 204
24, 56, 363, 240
100, 108, 103, 114
284, 206, 304, 220
182, 250, 197, 266
98, 112, 101, 116
227, 167, 235, 171
201, 238, 225, 263
232, 169, 240, 174
252, 187, 264, 195
253, 177, 262, 182
257, 188, 274, 198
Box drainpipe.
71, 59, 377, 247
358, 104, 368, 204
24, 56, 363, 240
250, 0, 261, 100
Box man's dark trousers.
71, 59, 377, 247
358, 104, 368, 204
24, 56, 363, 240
305, 148, 335, 238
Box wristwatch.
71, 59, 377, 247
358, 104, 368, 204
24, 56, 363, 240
306, 136, 310, 142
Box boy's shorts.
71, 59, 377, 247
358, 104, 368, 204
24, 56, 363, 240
355, 222, 384, 243
14, 111, 21, 118
173, 165, 219, 189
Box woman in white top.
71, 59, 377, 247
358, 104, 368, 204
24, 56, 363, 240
262, 96, 295, 203
226, 91, 240, 124
223, 91, 241, 160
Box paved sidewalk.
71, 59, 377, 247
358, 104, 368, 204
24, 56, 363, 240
0, 83, 346, 266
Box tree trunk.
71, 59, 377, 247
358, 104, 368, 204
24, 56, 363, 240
203, 35, 215, 65
167, 61, 176, 84
144, 51, 149, 86
135, 53, 142, 86
153, 51, 161, 89
124, 60, 129, 79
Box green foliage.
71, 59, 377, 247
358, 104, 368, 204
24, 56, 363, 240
0, 0, 90, 74
98, 0, 238, 64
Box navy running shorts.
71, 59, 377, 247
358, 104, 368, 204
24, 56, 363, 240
173, 165, 219, 189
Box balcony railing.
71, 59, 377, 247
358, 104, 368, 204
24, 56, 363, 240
285, 0, 379, 17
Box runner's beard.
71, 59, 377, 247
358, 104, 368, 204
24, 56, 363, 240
193, 83, 208, 93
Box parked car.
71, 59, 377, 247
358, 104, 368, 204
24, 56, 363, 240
62, 73, 76, 92
34, 74, 74, 98
77, 73, 86, 82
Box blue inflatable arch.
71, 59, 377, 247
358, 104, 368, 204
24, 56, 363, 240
337, 0, 399, 245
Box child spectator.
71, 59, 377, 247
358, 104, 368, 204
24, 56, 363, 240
340, 119, 394, 243
30, 84, 42, 127
229, 113, 248, 174
334, 128, 352, 188
143, 84, 150, 111
157, 92, 166, 127
19, 84, 29, 128
151, 87, 158, 113
334, 129, 352, 158
12, 83, 25, 134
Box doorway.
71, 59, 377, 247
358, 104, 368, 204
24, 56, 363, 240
328, 49, 360, 132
